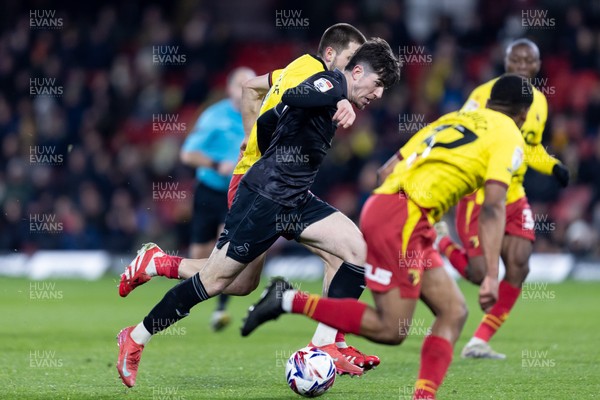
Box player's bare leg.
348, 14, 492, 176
463, 234, 531, 359
293, 211, 368, 375
303, 243, 380, 369
221, 253, 266, 295
298, 211, 366, 265
462, 255, 486, 285
304, 244, 340, 296
416, 266, 468, 399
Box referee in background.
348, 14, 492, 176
180, 67, 256, 331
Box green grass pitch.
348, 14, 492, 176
1, 277, 599, 399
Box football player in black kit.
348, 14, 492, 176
116, 38, 401, 387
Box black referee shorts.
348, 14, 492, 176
216, 182, 337, 264
191, 182, 228, 244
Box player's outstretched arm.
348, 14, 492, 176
525, 143, 569, 186
282, 77, 344, 110
478, 182, 507, 312
241, 73, 271, 146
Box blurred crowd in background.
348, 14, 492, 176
1, 0, 599, 257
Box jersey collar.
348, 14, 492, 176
310, 54, 329, 72
332, 68, 348, 99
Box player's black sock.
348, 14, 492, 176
143, 273, 211, 334
327, 261, 365, 299
216, 294, 230, 312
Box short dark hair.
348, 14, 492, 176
344, 38, 402, 89
488, 74, 534, 116
317, 23, 366, 55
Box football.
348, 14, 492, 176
285, 347, 336, 397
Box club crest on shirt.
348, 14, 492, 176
314, 78, 333, 92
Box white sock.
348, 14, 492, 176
281, 290, 296, 313
310, 323, 338, 347
467, 337, 487, 347
130, 322, 152, 345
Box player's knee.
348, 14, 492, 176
466, 261, 485, 285
504, 253, 530, 285
378, 323, 406, 345
343, 236, 367, 265
439, 296, 468, 329
506, 259, 529, 286
455, 300, 468, 327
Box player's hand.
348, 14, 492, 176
239, 139, 248, 153
217, 161, 235, 176
552, 163, 569, 187
479, 276, 499, 313
333, 99, 355, 129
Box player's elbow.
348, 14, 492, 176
242, 76, 267, 98
480, 201, 504, 221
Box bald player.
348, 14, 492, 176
435, 39, 569, 359
243, 74, 532, 400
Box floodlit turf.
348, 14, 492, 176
1, 277, 599, 399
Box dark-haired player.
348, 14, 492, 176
118, 23, 376, 375
242, 74, 532, 400
435, 39, 570, 359
115, 38, 402, 388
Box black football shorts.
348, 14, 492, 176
216, 181, 337, 263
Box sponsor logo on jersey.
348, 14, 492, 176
365, 264, 392, 285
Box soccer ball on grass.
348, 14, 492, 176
285, 347, 336, 397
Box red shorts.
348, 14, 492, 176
455, 194, 536, 258
227, 174, 244, 210
359, 193, 443, 299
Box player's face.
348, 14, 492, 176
330, 41, 362, 71
505, 45, 540, 79
349, 66, 384, 110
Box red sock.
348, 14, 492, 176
291, 292, 367, 335
154, 255, 182, 279
438, 237, 468, 279
335, 331, 346, 344
414, 335, 453, 400
474, 280, 521, 342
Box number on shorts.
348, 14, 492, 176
522, 208, 535, 231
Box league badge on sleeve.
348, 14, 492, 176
511, 146, 524, 172
314, 78, 334, 93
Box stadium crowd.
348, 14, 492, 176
1, 0, 599, 256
